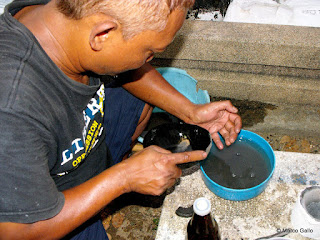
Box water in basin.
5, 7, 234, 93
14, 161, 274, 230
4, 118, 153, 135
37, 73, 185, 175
202, 140, 272, 189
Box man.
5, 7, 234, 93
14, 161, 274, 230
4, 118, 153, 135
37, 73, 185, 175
0, 0, 241, 239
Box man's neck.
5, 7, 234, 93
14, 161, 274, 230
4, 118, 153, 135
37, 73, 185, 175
14, 2, 90, 85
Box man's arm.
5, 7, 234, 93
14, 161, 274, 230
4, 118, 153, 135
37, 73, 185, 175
123, 63, 196, 124
0, 147, 205, 240
123, 63, 242, 149
0, 162, 127, 240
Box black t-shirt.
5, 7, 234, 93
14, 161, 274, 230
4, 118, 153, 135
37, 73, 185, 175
0, 0, 109, 223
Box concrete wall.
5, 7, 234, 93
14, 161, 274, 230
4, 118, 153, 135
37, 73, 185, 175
151, 20, 320, 106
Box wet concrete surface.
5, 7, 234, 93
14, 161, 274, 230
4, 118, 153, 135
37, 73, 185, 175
101, 99, 320, 240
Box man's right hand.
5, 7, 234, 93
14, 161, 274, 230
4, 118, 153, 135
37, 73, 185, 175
119, 145, 207, 196
0, 146, 206, 240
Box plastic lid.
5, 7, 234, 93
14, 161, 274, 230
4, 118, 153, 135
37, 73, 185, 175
193, 197, 211, 216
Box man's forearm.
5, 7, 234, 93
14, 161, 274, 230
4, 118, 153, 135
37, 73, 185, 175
122, 63, 197, 124
0, 163, 129, 240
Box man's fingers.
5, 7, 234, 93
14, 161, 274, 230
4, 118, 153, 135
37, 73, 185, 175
212, 133, 224, 150
224, 100, 239, 113
211, 100, 238, 113
229, 113, 242, 133
223, 121, 238, 144
171, 151, 207, 165
235, 116, 242, 133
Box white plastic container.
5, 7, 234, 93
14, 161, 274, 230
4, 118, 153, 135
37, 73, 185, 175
291, 186, 320, 239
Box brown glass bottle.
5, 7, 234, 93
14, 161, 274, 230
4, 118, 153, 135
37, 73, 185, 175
187, 197, 221, 240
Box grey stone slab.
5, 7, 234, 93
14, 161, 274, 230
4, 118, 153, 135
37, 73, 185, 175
156, 151, 320, 240
187, 68, 320, 106
152, 21, 320, 106
157, 21, 320, 69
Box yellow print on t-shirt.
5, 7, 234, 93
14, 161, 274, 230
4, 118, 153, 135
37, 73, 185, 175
85, 120, 102, 154
58, 84, 105, 175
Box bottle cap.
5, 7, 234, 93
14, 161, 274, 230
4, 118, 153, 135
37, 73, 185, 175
193, 197, 211, 216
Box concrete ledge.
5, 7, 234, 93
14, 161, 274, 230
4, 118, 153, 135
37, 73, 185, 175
188, 68, 320, 106
245, 104, 320, 137
152, 21, 320, 106
155, 151, 320, 240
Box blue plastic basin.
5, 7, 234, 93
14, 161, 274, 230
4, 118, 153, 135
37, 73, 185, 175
200, 130, 275, 201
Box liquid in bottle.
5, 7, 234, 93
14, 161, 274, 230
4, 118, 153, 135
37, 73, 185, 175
187, 197, 221, 240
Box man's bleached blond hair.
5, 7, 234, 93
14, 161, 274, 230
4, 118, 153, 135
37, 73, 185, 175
56, 0, 195, 39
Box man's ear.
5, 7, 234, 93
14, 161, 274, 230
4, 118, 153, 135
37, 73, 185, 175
89, 21, 118, 51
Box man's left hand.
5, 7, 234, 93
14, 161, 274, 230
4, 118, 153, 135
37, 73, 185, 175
187, 100, 242, 150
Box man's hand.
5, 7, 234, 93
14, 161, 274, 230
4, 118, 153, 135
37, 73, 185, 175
187, 100, 242, 150
120, 146, 207, 196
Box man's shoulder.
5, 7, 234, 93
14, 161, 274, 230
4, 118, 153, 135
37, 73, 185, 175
0, 13, 35, 63
0, 19, 36, 108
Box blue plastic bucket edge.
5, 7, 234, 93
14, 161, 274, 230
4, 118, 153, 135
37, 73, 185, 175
154, 67, 210, 112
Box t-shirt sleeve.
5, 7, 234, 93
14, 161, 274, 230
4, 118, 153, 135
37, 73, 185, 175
0, 110, 65, 223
